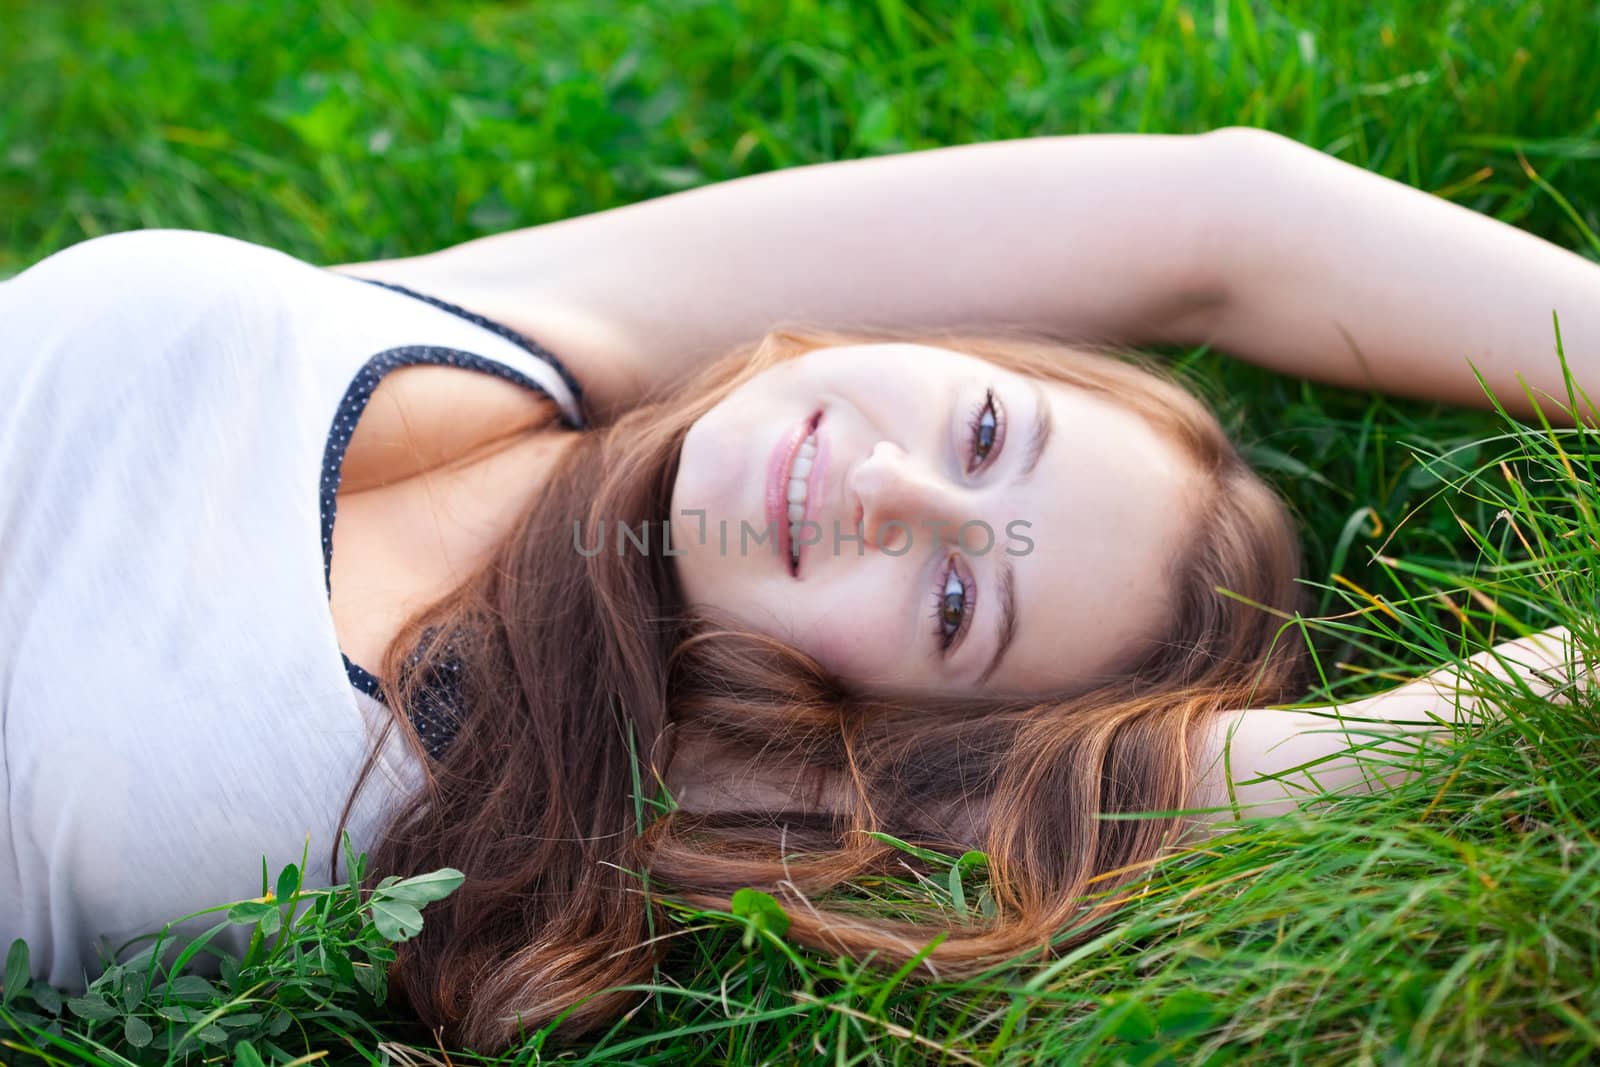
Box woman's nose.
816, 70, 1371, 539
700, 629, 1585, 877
847, 441, 965, 552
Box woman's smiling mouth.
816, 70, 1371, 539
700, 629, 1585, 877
768, 410, 823, 576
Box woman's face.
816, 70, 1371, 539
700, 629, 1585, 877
669, 343, 1201, 699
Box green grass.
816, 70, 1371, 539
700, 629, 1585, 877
3, 0, 1600, 1063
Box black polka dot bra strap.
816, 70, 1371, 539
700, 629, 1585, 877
320, 277, 593, 763
355, 277, 588, 421
322, 344, 567, 763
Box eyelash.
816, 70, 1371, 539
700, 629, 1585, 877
932, 390, 1002, 655
965, 389, 1002, 471
930, 555, 974, 653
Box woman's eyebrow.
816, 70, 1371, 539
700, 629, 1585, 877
1018, 380, 1054, 483
977, 559, 1017, 686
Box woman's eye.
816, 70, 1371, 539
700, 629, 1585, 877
933, 564, 967, 651
968, 389, 1000, 468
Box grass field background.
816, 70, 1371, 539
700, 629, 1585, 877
3, 0, 1600, 1063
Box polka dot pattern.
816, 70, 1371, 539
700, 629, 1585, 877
397, 626, 467, 763
320, 331, 585, 761
356, 278, 589, 416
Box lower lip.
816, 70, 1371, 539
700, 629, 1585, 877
766, 411, 822, 575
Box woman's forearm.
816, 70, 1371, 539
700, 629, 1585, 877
1193, 624, 1593, 819
1206, 129, 1600, 421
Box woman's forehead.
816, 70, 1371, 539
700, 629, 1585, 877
793, 343, 1025, 388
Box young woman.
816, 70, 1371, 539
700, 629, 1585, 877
1, 127, 1593, 1049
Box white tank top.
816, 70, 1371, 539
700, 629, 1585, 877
0, 229, 585, 987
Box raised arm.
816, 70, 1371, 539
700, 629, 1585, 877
1207, 128, 1600, 421
332, 128, 1598, 424
1190, 625, 1594, 821
330, 132, 1238, 421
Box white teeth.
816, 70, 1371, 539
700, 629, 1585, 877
784, 433, 815, 519
786, 430, 818, 572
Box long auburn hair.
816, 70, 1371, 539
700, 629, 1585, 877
348, 325, 1307, 1050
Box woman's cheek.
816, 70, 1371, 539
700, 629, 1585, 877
791, 602, 895, 681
